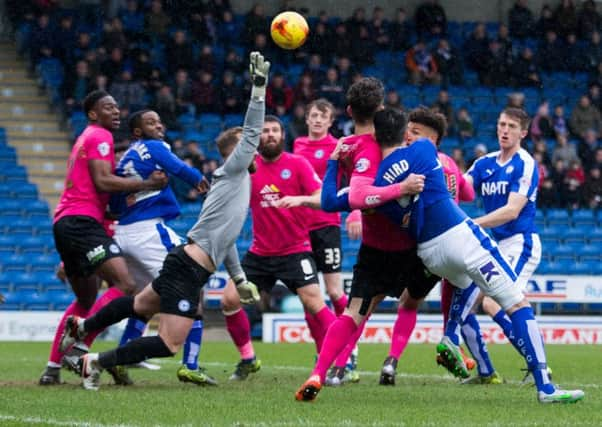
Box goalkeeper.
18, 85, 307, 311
60, 52, 268, 390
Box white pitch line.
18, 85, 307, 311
0, 415, 137, 427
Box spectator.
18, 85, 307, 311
54, 14, 76, 64
468, 143, 487, 168
578, 0, 601, 40
481, 39, 511, 86
586, 32, 602, 72
507, 91, 526, 109
370, 6, 390, 51
512, 47, 541, 87
166, 30, 194, 75
592, 147, 602, 172
248, 32, 276, 66
71, 32, 94, 68
533, 139, 553, 168
349, 25, 375, 67
62, 60, 92, 118
198, 44, 217, 75
508, 0, 535, 39
102, 17, 128, 53
431, 90, 454, 132
152, 84, 178, 130
552, 104, 569, 137
333, 23, 352, 59
191, 70, 218, 114
266, 73, 294, 116
243, 3, 268, 47
530, 101, 554, 143
384, 89, 403, 111
496, 24, 513, 63
555, 0, 578, 38
550, 159, 568, 205
90, 73, 109, 93
552, 134, 580, 169
185, 139, 206, 170
533, 151, 550, 188
578, 129, 601, 170
565, 159, 585, 209
564, 33, 586, 72
570, 95, 602, 139
217, 70, 244, 115
389, 8, 412, 52
406, 40, 441, 85
433, 38, 463, 86
119, 0, 145, 41
172, 68, 193, 115
190, 10, 218, 46
335, 56, 356, 90
537, 31, 565, 72
304, 54, 326, 87
456, 107, 474, 140
100, 47, 125, 84
463, 23, 490, 72
202, 158, 219, 181
345, 7, 367, 41
218, 10, 240, 49
132, 49, 153, 84
109, 69, 147, 112
414, 0, 447, 37
29, 14, 53, 71
581, 166, 602, 208
223, 49, 245, 75
171, 155, 202, 203
536, 4, 556, 38
306, 21, 334, 58
451, 147, 467, 172
293, 72, 316, 105
286, 103, 308, 150
318, 67, 345, 107
588, 83, 602, 112
145, 0, 171, 41
538, 177, 558, 208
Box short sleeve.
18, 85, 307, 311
85, 128, 114, 162
350, 142, 381, 179
297, 156, 322, 195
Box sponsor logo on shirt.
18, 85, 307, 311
281, 169, 291, 179
178, 299, 191, 312
481, 181, 508, 196
506, 165, 514, 173
314, 149, 324, 159
97, 142, 110, 157
354, 157, 370, 173
260, 184, 281, 207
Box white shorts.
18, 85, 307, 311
417, 219, 524, 310
114, 218, 183, 290
497, 233, 541, 292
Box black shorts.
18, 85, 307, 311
53, 215, 123, 278
241, 251, 318, 294
350, 244, 440, 315
151, 245, 211, 319
309, 226, 342, 274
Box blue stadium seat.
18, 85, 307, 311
561, 226, 588, 243
545, 209, 570, 226
549, 243, 578, 261
567, 262, 594, 275
2, 254, 29, 272
30, 253, 60, 272
48, 289, 73, 310
16, 236, 48, 253
587, 227, 602, 244
0, 291, 22, 310
539, 225, 563, 244
21, 291, 52, 310
579, 244, 600, 261
11, 272, 41, 291
571, 209, 596, 227
12, 182, 38, 199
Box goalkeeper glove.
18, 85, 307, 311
249, 51, 270, 100
233, 275, 260, 304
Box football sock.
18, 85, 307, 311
461, 314, 494, 376
331, 293, 348, 317
98, 335, 173, 369
510, 307, 554, 394
119, 316, 147, 346
311, 315, 357, 382
83, 287, 125, 347
440, 278, 454, 326
48, 300, 90, 365
388, 306, 417, 360
313, 305, 336, 352
225, 308, 254, 360
445, 283, 479, 345
304, 310, 323, 353
492, 309, 521, 353
83, 296, 136, 334
334, 317, 366, 368
183, 317, 203, 370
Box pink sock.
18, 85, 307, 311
225, 309, 255, 360
83, 287, 125, 347
313, 305, 336, 352
388, 306, 417, 360
48, 301, 90, 364
311, 315, 357, 382
334, 317, 367, 367
304, 310, 323, 353
440, 279, 453, 327
331, 294, 348, 317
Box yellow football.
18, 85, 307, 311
270, 11, 309, 50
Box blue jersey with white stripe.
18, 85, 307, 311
467, 148, 538, 240
375, 139, 467, 242
110, 139, 202, 225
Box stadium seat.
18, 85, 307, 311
561, 226, 588, 243
571, 209, 596, 227
0, 291, 22, 310
578, 244, 600, 261
2, 254, 29, 272
539, 225, 563, 244
30, 253, 60, 272
545, 209, 570, 226
587, 227, 602, 244
549, 243, 578, 261
46, 289, 74, 310
16, 236, 48, 254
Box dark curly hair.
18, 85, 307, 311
346, 77, 384, 125
408, 107, 447, 146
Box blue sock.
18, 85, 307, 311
510, 306, 554, 394
461, 314, 494, 376
119, 317, 147, 346
493, 309, 521, 353
445, 283, 479, 346
183, 319, 204, 370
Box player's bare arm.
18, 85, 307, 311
474, 192, 528, 228
89, 159, 168, 193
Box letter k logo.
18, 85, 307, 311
479, 261, 500, 283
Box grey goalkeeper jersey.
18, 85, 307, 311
187, 98, 264, 275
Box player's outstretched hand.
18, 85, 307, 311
274, 195, 305, 209
145, 170, 169, 190
236, 280, 260, 304
400, 173, 425, 195
250, 52, 270, 98
197, 176, 210, 194
330, 137, 347, 160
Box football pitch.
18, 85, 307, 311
0, 341, 599, 426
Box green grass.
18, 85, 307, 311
0, 342, 599, 426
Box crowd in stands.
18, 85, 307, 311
5, 0, 602, 209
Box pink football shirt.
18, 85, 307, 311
54, 124, 115, 224
339, 134, 414, 251
249, 152, 322, 256
438, 152, 475, 204
293, 134, 341, 231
